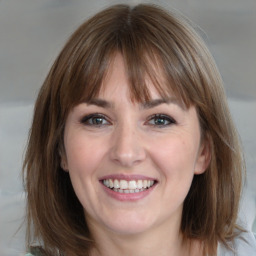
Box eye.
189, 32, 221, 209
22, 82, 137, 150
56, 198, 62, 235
80, 114, 111, 126
147, 114, 176, 127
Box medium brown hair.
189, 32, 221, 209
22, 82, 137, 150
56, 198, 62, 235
23, 4, 245, 256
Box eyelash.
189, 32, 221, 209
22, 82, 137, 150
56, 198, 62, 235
146, 114, 176, 127
80, 113, 176, 127
80, 113, 111, 127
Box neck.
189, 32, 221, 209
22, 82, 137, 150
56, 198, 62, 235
88, 218, 201, 256
91, 233, 184, 256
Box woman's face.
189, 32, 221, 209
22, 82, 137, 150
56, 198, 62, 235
62, 54, 210, 237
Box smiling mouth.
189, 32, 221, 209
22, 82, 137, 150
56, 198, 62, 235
101, 179, 156, 194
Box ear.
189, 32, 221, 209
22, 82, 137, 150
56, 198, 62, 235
59, 146, 69, 172
60, 156, 69, 172
194, 135, 211, 175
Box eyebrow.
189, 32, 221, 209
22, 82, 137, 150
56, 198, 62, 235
141, 98, 183, 109
85, 97, 184, 109
85, 99, 112, 108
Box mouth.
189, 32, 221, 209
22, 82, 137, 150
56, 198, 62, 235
101, 178, 157, 194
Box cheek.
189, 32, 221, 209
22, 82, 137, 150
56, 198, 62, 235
150, 135, 199, 180
64, 134, 105, 176
147, 135, 200, 218
64, 134, 106, 210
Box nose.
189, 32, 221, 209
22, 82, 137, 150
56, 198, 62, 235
109, 122, 146, 167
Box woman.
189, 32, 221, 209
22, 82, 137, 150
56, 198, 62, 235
23, 4, 256, 256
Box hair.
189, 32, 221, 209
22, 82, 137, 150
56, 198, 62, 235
23, 4, 245, 256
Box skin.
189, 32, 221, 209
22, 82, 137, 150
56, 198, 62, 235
62, 54, 210, 256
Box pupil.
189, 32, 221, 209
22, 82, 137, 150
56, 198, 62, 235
94, 118, 103, 124
155, 118, 165, 125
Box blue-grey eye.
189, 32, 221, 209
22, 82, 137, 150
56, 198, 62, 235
81, 114, 110, 126
91, 117, 106, 125
147, 114, 176, 126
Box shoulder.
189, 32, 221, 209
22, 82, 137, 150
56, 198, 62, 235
218, 231, 256, 255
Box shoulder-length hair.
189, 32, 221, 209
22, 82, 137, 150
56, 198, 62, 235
23, 4, 245, 256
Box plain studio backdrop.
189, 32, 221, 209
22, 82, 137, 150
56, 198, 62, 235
0, 1, 255, 255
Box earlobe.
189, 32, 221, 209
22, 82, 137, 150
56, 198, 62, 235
194, 136, 211, 175
59, 146, 69, 172
60, 158, 69, 172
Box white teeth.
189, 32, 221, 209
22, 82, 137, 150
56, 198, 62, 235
128, 180, 137, 190
102, 178, 155, 193
137, 180, 143, 189
120, 180, 128, 189
104, 179, 109, 187
114, 179, 120, 189
109, 179, 114, 188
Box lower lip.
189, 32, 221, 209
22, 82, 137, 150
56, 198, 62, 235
101, 183, 156, 201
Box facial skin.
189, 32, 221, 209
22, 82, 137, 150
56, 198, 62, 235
62, 54, 210, 255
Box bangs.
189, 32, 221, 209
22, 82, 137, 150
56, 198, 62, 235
61, 41, 191, 113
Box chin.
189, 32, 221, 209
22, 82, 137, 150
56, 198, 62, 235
108, 223, 151, 236
101, 211, 155, 236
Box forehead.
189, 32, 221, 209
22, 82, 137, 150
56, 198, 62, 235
96, 53, 185, 108
99, 54, 157, 95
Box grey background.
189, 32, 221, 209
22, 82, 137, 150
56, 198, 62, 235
0, 0, 255, 255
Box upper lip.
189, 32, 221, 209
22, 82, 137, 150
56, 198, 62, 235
99, 174, 157, 181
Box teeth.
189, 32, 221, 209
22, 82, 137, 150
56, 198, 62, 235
128, 180, 137, 190
109, 179, 114, 188
114, 179, 120, 189
137, 180, 143, 189
104, 179, 109, 187
102, 178, 155, 193
120, 180, 128, 189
